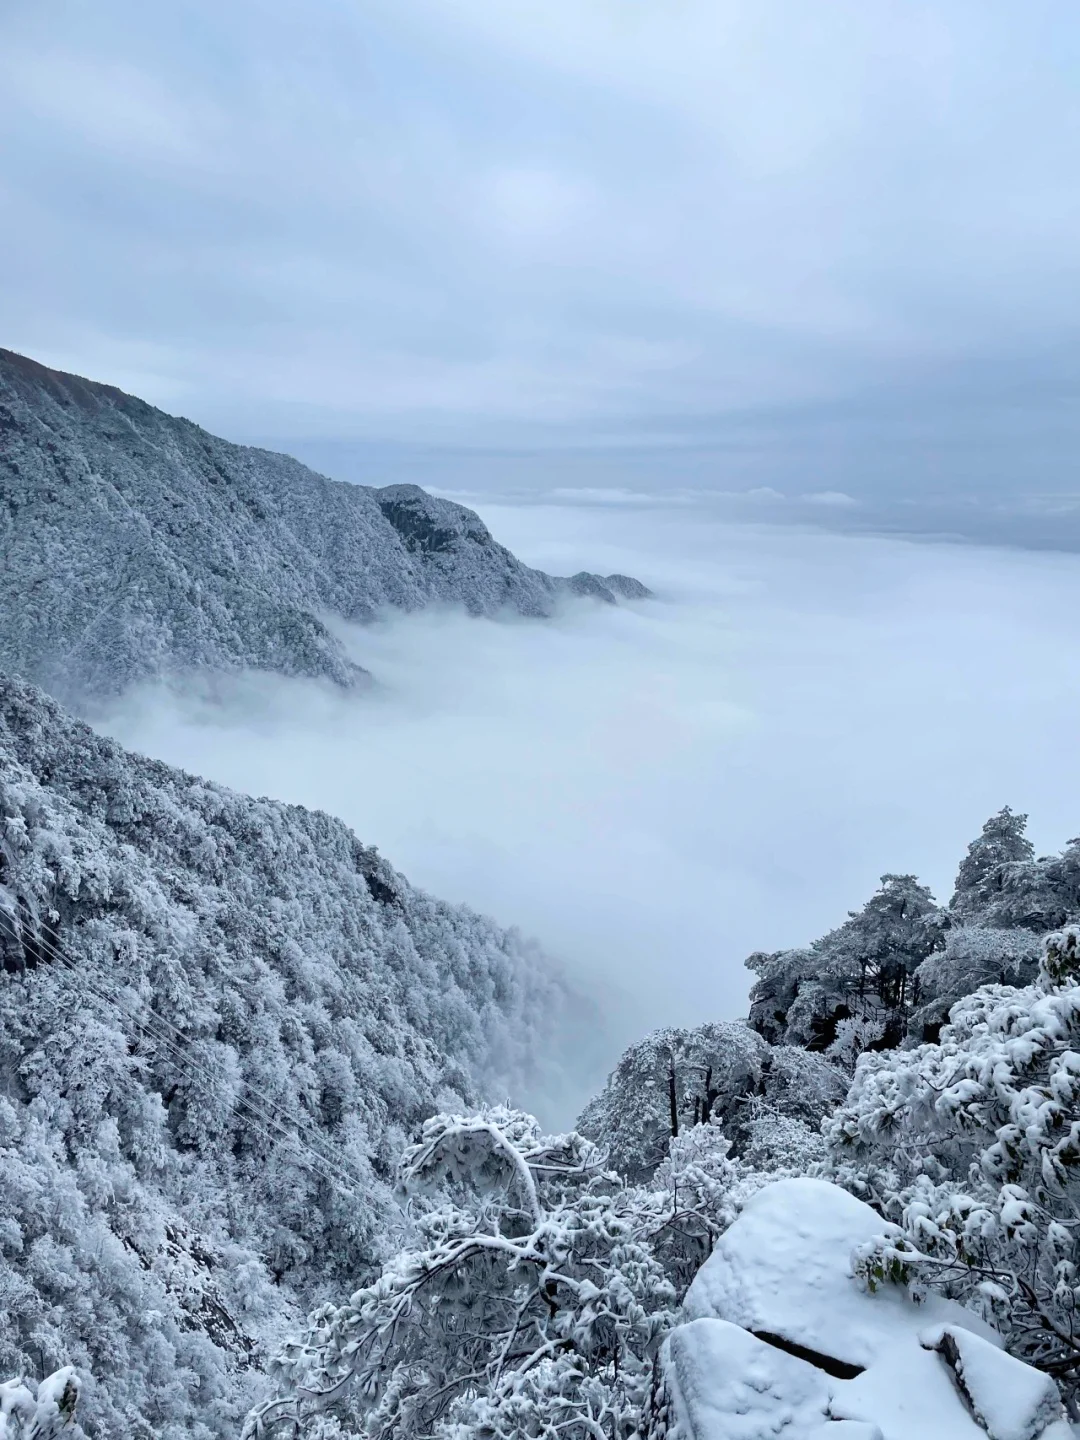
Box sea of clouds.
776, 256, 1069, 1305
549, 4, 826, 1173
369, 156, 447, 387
101, 499, 1080, 1120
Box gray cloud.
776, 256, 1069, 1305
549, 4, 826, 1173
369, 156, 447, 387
2, 0, 1078, 498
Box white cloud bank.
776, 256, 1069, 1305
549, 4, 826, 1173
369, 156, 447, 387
101, 503, 1080, 1117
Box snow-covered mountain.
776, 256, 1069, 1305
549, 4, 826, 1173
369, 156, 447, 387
0, 349, 647, 701
0, 673, 589, 1437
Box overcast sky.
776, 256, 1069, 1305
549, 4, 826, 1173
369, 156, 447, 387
2, 0, 1079, 498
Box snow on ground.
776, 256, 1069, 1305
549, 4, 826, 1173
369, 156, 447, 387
664, 1179, 1070, 1440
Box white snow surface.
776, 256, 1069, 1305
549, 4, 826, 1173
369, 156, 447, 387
684, 1177, 997, 1368
665, 1319, 831, 1440
930, 1326, 1065, 1440
829, 1335, 989, 1440
667, 1179, 1066, 1440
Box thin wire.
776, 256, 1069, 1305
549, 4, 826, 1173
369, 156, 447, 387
0, 911, 368, 1200
42, 949, 359, 1195
26, 922, 362, 1196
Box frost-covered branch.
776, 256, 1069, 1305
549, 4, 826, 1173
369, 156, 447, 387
825, 928, 1080, 1406
0, 1370, 80, 1440
243, 1107, 676, 1440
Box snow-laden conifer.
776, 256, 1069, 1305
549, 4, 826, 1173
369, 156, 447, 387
824, 928, 1080, 1411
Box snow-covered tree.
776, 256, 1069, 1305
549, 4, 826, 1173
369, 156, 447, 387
576, 1023, 769, 1181
243, 1108, 677, 1440
909, 922, 1041, 1040
948, 809, 1080, 936
743, 946, 815, 1046
576, 1022, 842, 1183
747, 874, 943, 1056
824, 928, 1080, 1410
0, 1370, 80, 1439
950, 806, 1035, 919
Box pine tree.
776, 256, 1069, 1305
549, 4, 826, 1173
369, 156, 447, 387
951, 807, 1035, 920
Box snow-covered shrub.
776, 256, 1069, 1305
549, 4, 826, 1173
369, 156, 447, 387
736, 1098, 827, 1175
0, 1370, 80, 1439
825, 1012, 887, 1068
824, 928, 1080, 1410
244, 1108, 678, 1440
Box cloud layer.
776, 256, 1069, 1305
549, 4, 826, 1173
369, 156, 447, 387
3, 0, 1079, 490
100, 501, 1080, 1118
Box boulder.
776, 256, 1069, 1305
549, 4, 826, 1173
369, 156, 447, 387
662, 1179, 1067, 1440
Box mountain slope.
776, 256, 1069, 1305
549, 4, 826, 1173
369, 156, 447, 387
0, 673, 588, 1437
0, 349, 647, 700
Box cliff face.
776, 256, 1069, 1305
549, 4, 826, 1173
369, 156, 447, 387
0, 349, 645, 700
0, 672, 586, 1436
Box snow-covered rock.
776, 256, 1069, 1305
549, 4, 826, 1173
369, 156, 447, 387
664, 1179, 1067, 1440
684, 1177, 996, 1370
926, 1327, 1067, 1440
828, 1334, 997, 1440
664, 1319, 832, 1440
0, 348, 648, 700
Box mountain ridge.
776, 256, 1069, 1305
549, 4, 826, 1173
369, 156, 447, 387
0, 348, 648, 701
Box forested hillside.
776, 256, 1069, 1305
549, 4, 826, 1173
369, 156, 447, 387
0, 349, 647, 701
0, 673, 587, 1437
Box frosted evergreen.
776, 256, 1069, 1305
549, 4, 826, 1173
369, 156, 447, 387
576, 1021, 844, 1182
742, 825, 1080, 1057
0, 349, 647, 701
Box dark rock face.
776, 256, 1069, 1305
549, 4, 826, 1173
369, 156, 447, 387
0, 350, 649, 700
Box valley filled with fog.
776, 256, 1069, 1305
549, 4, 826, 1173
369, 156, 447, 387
101, 496, 1080, 1120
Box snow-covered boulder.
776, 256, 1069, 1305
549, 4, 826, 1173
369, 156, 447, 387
925, 1327, 1069, 1440
684, 1177, 997, 1371
664, 1319, 832, 1440
663, 1179, 1067, 1440
827, 1334, 1009, 1440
